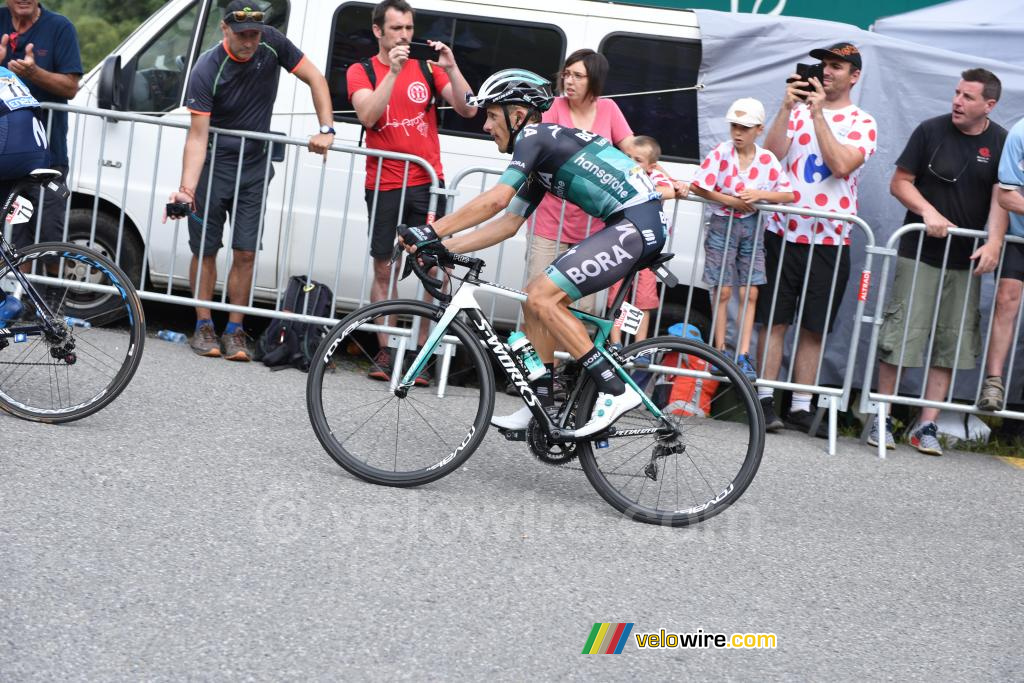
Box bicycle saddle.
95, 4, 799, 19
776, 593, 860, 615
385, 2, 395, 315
27, 169, 62, 183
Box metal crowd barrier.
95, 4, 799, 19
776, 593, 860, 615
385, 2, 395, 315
38, 102, 903, 450
859, 224, 1024, 459
32, 102, 443, 331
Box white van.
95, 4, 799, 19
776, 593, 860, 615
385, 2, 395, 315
66, 0, 710, 329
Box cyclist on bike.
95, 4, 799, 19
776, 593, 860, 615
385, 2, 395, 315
0, 65, 49, 322
399, 68, 668, 437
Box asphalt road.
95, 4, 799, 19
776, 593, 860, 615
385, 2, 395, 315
2, 328, 1022, 680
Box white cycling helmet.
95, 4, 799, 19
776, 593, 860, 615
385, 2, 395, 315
466, 68, 555, 112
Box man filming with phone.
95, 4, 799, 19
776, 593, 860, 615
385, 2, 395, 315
758, 42, 877, 435
347, 0, 477, 383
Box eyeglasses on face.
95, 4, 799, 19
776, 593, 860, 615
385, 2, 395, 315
561, 70, 588, 81
227, 9, 265, 23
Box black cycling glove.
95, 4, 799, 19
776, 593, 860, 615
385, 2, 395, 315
399, 223, 440, 249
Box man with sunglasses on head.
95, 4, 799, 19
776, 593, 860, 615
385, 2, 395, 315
869, 68, 1008, 455
165, 1, 336, 362
0, 0, 81, 248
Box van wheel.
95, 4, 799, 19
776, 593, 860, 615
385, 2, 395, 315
64, 208, 145, 325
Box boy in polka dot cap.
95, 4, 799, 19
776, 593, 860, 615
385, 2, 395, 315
691, 97, 795, 382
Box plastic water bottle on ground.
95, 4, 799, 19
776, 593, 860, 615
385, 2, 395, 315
157, 329, 188, 343
64, 317, 92, 329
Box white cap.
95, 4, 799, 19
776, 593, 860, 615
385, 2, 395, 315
725, 97, 765, 127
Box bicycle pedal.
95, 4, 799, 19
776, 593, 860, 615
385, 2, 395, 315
497, 428, 527, 442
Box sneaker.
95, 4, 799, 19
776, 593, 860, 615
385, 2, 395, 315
867, 415, 896, 450
367, 348, 393, 381
909, 421, 943, 456
189, 322, 221, 357
413, 366, 432, 387
221, 329, 251, 362
977, 376, 1005, 412
737, 354, 758, 382
784, 409, 828, 439
575, 386, 643, 437
760, 397, 784, 432
491, 405, 533, 430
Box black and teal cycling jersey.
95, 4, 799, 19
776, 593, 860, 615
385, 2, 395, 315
500, 123, 662, 222
498, 123, 668, 301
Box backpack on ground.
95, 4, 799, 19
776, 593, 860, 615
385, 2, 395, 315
255, 276, 335, 372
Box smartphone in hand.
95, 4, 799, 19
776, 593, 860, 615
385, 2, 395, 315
787, 62, 825, 98
407, 40, 437, 61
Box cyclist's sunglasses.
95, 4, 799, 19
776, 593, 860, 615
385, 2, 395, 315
225, 9, 265, 23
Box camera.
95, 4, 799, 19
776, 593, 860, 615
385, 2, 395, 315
788, 62, 825, 98
406, 40, 437, 61
165, 201, 191, 219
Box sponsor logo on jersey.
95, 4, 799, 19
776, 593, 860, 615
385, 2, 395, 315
407, 81, 430, 104
572, 154, 630, 200
564, 244, 634, 285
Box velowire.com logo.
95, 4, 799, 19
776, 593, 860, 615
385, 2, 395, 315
582, 623, 634, 654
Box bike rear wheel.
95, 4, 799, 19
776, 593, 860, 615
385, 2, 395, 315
575, 337, 764, 526
306, 300, 494, 487
0, 242, 145, 423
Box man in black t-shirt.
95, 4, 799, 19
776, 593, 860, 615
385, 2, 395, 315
870, 68, 1009, 455
164, 1, 336, 362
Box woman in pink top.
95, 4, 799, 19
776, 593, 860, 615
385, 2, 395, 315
524, 49, 634, 313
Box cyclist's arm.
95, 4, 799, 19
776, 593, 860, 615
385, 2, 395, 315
444, 212, 526, 254
432, 183, 517, 238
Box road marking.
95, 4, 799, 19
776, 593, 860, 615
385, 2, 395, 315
998, 456, 1024, 470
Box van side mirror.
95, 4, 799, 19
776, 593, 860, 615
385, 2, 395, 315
97, 55, 125, 113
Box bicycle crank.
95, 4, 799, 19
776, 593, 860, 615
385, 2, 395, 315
527, 417, 577, 465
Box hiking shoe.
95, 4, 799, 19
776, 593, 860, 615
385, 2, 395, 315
784, 409, 828, 439
978, 376, 1005, 412
491, 405, 533, 430
867, 415, 896, 450
737, 354, 757, 382
576, 386, 643, 437
190, 322, 221, 357
368, 348, 393, 381
221, 329, 251, 362
760, 397, 784, 432
910, 421, 943, 456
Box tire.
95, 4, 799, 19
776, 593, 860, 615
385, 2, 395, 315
65, 208, 144, 326
0, 242, 145, 423
306, 300, 495, 487
575, 336, 764, 526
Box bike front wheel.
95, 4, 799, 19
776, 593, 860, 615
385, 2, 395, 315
306, 300, 494, 487
0, 242, 145, 423
575, 337, 764, 526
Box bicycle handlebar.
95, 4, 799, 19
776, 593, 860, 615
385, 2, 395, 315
398, 241, 485, 304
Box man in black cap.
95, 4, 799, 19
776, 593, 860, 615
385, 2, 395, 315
165, 1, 336, 361
759, 42, 877, 435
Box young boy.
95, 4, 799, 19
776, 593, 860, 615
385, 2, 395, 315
608, 135, 676, 344
690, 98, 794, 380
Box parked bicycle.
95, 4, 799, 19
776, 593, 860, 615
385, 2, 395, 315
0, 170, 145, 422
306, 244, 764, 526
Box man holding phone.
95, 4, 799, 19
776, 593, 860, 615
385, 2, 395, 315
759, 42, 877, 434
347, 0, 477, 382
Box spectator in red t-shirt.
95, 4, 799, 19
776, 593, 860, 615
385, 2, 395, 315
347, 0, 477, 382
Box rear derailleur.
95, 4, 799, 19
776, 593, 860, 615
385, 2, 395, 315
643, 439, 685, 481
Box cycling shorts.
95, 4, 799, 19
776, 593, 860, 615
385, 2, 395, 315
544, 199, 667, 301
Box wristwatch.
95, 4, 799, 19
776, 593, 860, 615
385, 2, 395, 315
319, 125, 336, 135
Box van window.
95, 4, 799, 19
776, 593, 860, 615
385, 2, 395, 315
327, 2, 565, 137
124, 0, 291, 114
600, 33, 701, 162
126, 3, 200, 113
